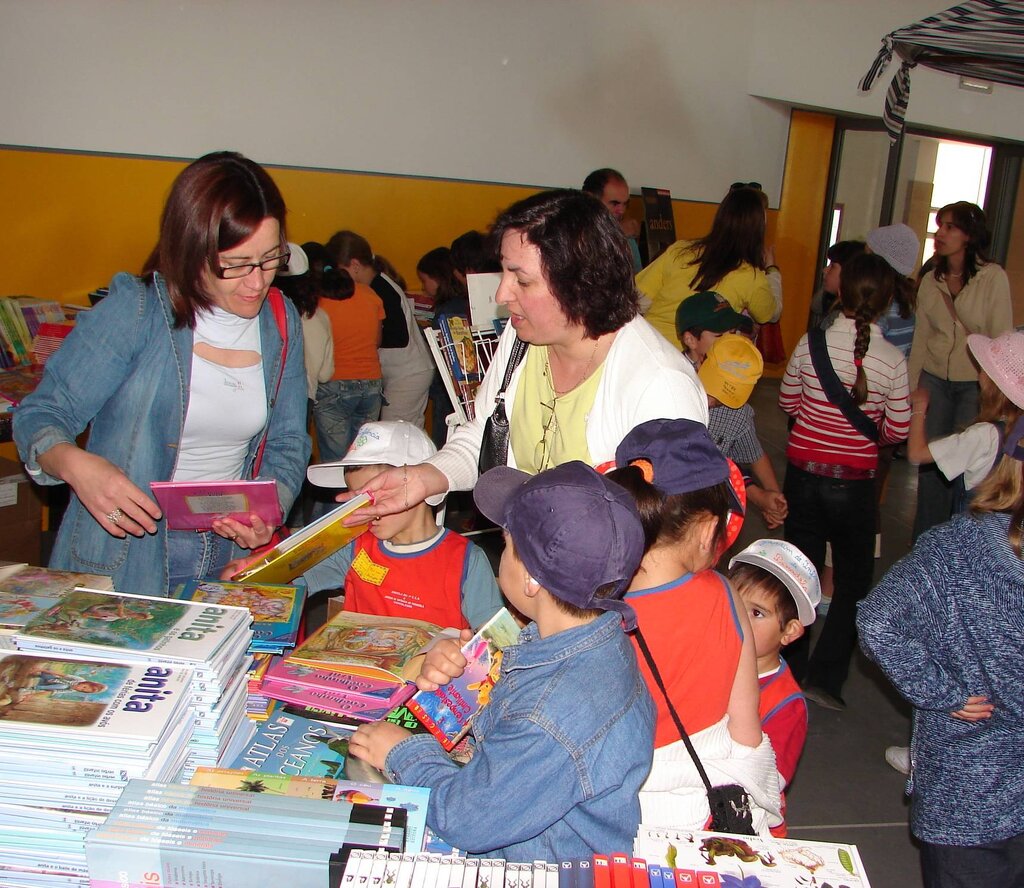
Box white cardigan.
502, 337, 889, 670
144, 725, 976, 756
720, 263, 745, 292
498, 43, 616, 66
430, 316, 708, 491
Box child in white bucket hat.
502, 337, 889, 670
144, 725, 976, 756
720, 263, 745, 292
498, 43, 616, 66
303, 421, 502, 631
727, 538, 821, 837
908, 331, 1024, 502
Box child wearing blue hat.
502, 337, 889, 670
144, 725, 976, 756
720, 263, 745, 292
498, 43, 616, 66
348, 461, 655, 862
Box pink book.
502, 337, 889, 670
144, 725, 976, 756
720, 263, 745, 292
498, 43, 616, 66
261, 678, 415, 721
264, 656, 408, 702
150, 479, 282, 531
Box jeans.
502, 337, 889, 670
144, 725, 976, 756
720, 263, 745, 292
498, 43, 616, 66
783, 464, 877, 698
167, 529, 235, 594
913, 371, 979, 540
313, 378, 383, 464
920, 833, 1024, 888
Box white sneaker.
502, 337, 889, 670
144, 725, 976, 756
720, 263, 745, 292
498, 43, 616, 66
885, 745, 910, 775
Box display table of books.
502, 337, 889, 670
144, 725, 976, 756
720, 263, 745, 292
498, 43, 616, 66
0, 565, 875, 888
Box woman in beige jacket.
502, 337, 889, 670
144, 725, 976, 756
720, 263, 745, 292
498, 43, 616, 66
908, 201, 1012, 538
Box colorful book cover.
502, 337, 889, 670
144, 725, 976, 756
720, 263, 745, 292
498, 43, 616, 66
190, 762, 430, 856
16, 587, 251, 666
261, 678, 414, 722
633, 827, 872, 888
406, 607, 519, 751
150, 479, 282, 532
444, 315, 480, 382
286, 611, 440, 685
231, 494, 373, 585
0, 565, 114, 630
264, 657, 414, 704
0, 651, 192, 742
225, 709, 354, 780
176, 579, 304, 650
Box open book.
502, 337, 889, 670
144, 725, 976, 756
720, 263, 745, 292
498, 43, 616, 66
285, 611, 443, 688
231, 494, 372, 585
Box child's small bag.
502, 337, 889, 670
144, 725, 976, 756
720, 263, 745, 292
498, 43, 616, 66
634, 627, 757, 836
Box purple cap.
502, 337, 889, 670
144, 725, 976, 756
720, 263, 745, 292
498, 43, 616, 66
615, 418, 744, 513
473, 462, 644, 629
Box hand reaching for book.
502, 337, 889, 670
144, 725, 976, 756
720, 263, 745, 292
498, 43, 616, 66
348, 720, 413, 771
39, 443, 161, 538
415, 630, 472, 691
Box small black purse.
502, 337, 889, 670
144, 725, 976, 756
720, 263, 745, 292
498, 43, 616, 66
478, 337, 528, 474
635, 628, 757, 836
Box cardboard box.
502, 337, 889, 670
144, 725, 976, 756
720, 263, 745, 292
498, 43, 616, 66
0, 457, 43, 565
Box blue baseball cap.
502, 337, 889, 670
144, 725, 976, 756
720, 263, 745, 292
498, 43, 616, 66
473, 462, 644, 629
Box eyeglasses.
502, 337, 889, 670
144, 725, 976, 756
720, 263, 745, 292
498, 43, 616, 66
534, 399, 558, 472
730, 181, 762, 191
215, 252, 291, 280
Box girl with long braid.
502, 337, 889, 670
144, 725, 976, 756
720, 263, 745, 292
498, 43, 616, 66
778, 253, 911, 710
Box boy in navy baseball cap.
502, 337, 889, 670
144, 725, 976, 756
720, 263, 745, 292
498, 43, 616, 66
349, 461, 655, 861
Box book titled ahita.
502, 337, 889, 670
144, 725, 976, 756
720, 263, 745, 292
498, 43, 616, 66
406, 607, 520, 750
0, 564, 114, 634
14, 587, 251, 668
286, 611, 441, 686
231, 493, 373, 585
175, 579, 304, 652
150, 479, 283, 531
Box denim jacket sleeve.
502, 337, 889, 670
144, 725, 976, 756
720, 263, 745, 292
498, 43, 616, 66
252, 294, 311, 514
386, 710, 583, 854
14, 273, 153, 484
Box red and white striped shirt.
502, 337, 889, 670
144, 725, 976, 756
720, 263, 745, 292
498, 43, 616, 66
779, 317, 910, 471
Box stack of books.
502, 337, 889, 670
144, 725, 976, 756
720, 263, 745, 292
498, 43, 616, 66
245, 652, 276, 720
190, 766, 432, 854
0, 650, 196, 887
13, 587, 256, 779
85, 778, 407, 888
174, 579, 306, 656
31, 321, 74, 365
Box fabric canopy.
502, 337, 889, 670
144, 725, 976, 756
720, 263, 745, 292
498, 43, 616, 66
859, 0, 1024, 142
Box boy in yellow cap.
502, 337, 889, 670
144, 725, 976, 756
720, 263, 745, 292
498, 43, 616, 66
698, 332, 788, 528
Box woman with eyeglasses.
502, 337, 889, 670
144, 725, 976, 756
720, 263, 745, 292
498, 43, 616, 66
14, 151, 310, 595
908, 201, 1012, 539
343, 189, 708, 521
637, 185, 782, 346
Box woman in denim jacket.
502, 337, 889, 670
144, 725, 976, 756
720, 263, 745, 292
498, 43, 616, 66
14, 152, 310, 596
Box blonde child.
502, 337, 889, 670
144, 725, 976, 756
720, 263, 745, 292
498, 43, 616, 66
727, 539, 822, 835
302, 421, 502, 630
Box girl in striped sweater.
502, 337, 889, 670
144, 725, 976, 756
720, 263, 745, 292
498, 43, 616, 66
778, 252, 911, 709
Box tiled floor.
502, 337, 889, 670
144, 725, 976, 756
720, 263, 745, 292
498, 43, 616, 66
740, 376, 922, 888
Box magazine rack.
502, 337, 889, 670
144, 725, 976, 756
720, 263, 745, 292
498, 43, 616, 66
424, 326, 502, 439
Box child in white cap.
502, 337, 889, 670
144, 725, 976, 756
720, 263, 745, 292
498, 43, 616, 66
728, 539, 821, 836
302, 421, 502, 631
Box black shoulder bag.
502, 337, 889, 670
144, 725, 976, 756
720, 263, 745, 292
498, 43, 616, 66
478, 337, 529, 474
634, 627, 756, 836
807, 328, 879, 443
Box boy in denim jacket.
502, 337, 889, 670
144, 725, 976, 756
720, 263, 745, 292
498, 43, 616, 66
349, 461, 655, 861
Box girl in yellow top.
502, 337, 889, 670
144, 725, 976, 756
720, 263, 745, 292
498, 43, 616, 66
637, 186, 781, 344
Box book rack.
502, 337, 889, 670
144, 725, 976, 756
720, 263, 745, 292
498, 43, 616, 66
424, 325, 502, 437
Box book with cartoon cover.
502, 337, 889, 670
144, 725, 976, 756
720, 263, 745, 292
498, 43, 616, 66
261, 678, 414, 722
285, 611, 440, 686
406, 608, 520, 751
15, 587, 251, 670
231, 494, 372, 585
633, 826, 872, 887
0, 651, 193, 743
0, 564, 114, 636
175, 579, 304, 652
263, 656, 414, 704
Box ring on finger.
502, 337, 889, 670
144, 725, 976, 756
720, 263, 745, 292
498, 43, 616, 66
106, 508, 124, 525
